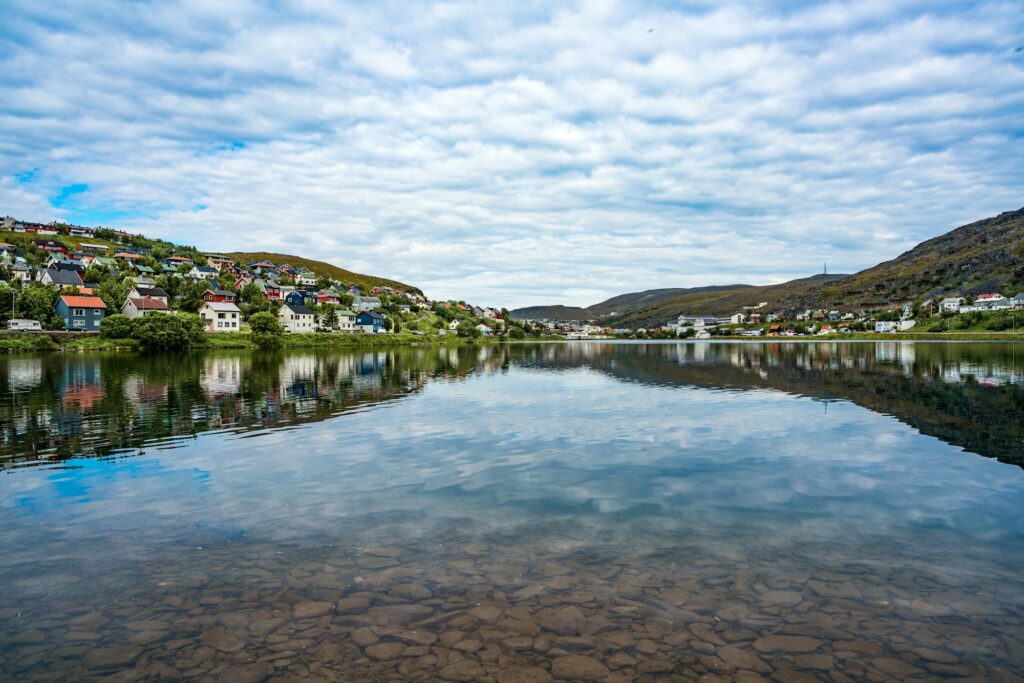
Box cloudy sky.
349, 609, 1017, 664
1, 1, 1022, 308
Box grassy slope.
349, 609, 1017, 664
813, 207, 1024, 308
228, 251, 421, 295
603, 275, 849, 327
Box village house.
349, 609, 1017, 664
940, 296, 965, 312
38, 268, 84, 288
56, 294, 107, 331
356, 311, 386, 334
199, 301, 242, 332
476, 323, 494, 336
678, 314, 718, 328
335, 309, 356, 332
33, 238, 68, 255
162, 255, 194, 267
206, 256, 234, 270
278, 302, 316, 333
353, 293, 381, 311
190, 264, 218, 280
128, 286, 169, 304
295, 270, 317, 287
121, 296, 171, 319
202, 289, 236, 304
315, 289, 341, 306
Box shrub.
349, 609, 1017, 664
132, 313, 206, 349
100, 314, 134, 339
248, 311, 284, 347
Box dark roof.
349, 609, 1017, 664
46, 270, 84, 286
50, 261, 85, 272
285, 302, 314, 315
358, 311, 384, 321
205, 289, 234, 297
133, 286, 169, 298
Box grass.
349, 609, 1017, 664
0, 333, 59, 352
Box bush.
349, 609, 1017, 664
131, 313, 206, 349
508, 326, 526, 339
100, 314, 134, 339
248, 311, 284, 347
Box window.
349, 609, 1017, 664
218, 313, 225, 319
73, 308, 84, 316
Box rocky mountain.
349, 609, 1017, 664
511, 207, 1024, 328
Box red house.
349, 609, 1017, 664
315, 289, 341, 305
202, 289, 237, 304
33, 239, 68, 254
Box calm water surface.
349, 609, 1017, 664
1, 341, 1023, 682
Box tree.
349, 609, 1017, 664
97, 277, 130, 312
18, 285, 59, 328
248, 311, 284, 347
100, 314, 134, 339
457, 322, 480, 338
320, 307, 338, 331
131, 313, 206, 349
316, 275, 333, 290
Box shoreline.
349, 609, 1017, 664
3, 330, 1023, 354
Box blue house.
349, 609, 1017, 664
56, 295, 107, 331
355, 311, 385, 334
284, 291, 310, 306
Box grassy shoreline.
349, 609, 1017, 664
0, 331, 473, 353
4, 330, 1023, 353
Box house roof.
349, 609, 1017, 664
164, 255, 193, 262
201, 301, 241, 312
193, 265, 218, 273
46, 269, 84, 285
114, 252, 142, 259
133, 286, 168, 298
60, 295, 107, 309
205, 289, 235, 297
283, 302, 314, 315
337, 309, 356, 316
358, 311, 384, 320
128, 297, 170, 311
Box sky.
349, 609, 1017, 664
1, 1, 1022, 309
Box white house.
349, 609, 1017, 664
128, 286, 169, 305
729, 313, 747, 325
278, 302, 316, 333
875, 321, 899, 333
199, 301, 241, 332
939, 297, 964, 312
476, 324, 494, 336
121, 296, 171, 319
973, 293, 1009, 310
448, 319, 461, 332
353, 294, 381, 311
295, 271, 317, 287
190, 264, 219, 280
694, 329, 712, 339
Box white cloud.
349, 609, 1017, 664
0, 0, 1022, 308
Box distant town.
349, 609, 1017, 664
2, 214, 1022, 342
0, 215, 524, 340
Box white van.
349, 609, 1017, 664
6, 318, 43, 332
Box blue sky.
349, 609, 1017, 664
1, 0, 1022, 308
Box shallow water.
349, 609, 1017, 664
1, 341, 1023, 681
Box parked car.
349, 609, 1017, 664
6, 318, 43, 332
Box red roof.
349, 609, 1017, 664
60, 295, 107, 309
114, 252, 142, 259
129, 297, 169, 311
164, 255, 193, 262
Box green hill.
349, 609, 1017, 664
226, 252, 421, 295
512, 207, 1024, 328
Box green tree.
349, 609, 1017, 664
100, 314, 134, 339
97, 277, 130, 312
248, 311, 284, 347
320, 307, 338, 331
457, 322, 480, 339
131, 313, 206, 349
18, 285, 59, 328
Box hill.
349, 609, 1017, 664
510, 285, 752, 321
600, 274, 850, 328
514, 207, 1024, 328
227, 251, 421, 295
812, 207, 1024, 309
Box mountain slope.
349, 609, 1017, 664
601, 274, 849, 327
228, 251, 421, 295
515, 207, 1024, 328
510, 285, 752, 320
813, 207, 1024, 308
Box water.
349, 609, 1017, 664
1, 341, 1023, 681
